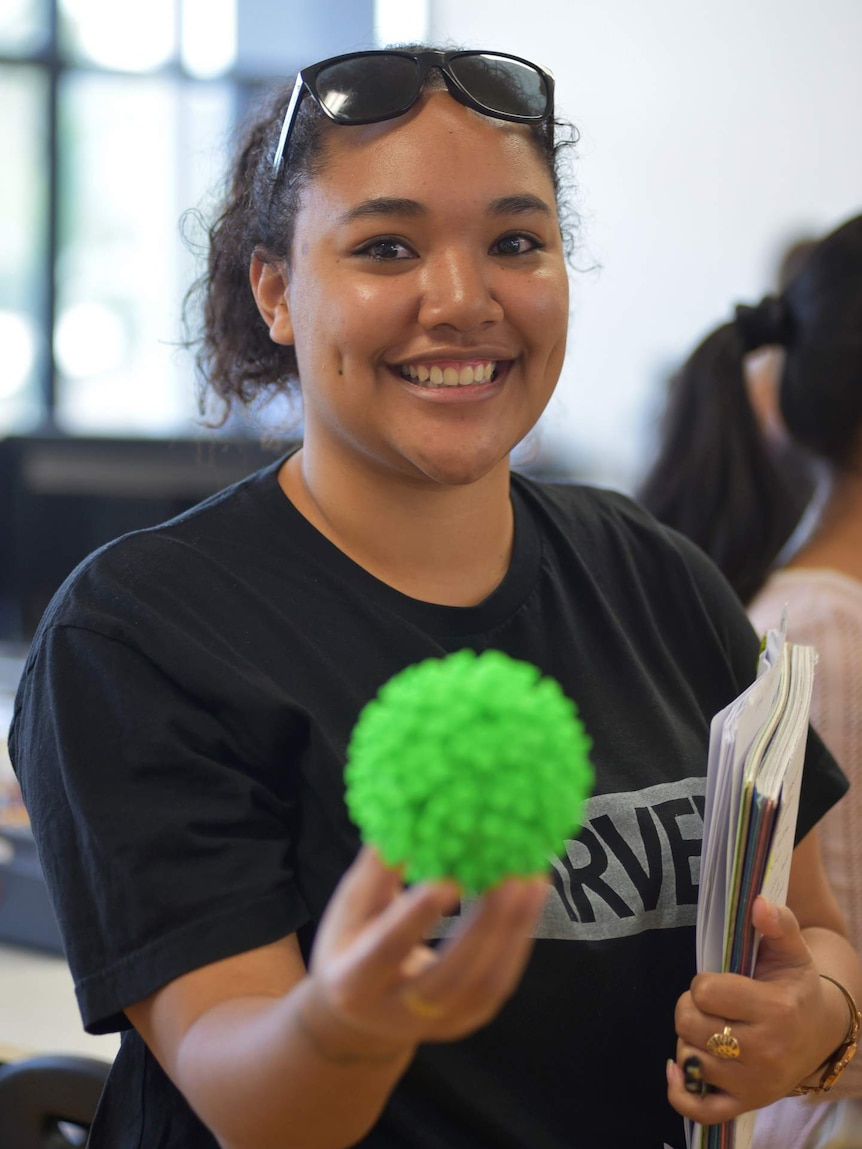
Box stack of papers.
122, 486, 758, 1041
686, 614, 816, 1149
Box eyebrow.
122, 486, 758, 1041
338, 193, 553, 225
338, 198, 425, 225
489, 194, 553, 217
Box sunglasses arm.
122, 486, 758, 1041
272, 74, 307, 176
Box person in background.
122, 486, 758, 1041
638, 213, 862, 1148
636, 230, 824, 606
9, 47, 861, 1149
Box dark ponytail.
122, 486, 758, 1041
637, 322, 815, 604
639, 213, 862, 604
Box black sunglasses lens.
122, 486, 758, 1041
449, 54, 549, 119
314, 55, 419, 121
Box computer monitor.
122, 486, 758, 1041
0, 435, 293, 643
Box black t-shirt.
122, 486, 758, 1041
9, 462, 846, 1149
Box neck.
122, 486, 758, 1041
279, 449, 515, 606
788, 465, 862, 581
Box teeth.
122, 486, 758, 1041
400, 361, 498, 387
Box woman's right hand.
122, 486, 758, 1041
125, 847, 547, 1149
304, 845, 549, 1049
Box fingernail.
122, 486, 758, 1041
764, 899, 780, 928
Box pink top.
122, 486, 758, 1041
749, 568, 862, 1104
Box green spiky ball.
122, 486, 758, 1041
344, 649, 594, 894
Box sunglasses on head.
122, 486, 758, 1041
271, 48, 555, 176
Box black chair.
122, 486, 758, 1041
0, 1054, 111, 1149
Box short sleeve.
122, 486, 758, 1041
11, 623, 308, 1034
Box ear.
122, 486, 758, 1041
249, 251, 294, 345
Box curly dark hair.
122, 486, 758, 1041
182, 46, 580, 424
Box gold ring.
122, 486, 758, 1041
402, 989, 444, 1019
707, 1024, 741, 1060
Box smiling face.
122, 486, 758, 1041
254, 91, 569, 490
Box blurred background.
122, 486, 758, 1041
0, 0, 860, 1067
0, 0, 860, 641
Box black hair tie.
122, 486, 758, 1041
734, 294, 794, 351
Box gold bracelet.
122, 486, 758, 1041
792, 975, 861, 1096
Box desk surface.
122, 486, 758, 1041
0, 942, 120, 1063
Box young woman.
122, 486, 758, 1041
638, 213, 862, 1147
9, 49, 861, 1149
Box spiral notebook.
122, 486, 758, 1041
686, 613, 816, 1149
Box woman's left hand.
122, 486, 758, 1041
668, 895, 839, 1123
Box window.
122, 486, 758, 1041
0, 60, 46, 431
1, 0, 242, 437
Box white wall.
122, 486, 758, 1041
430, 0, 862, 490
